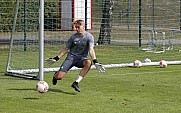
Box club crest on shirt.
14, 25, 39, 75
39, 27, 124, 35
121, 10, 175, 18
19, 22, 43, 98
74, 38, 87, 45
74, 38, 79, 45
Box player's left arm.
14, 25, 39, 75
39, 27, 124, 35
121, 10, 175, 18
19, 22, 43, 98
89, 47, 96, 61
89, 47, 105, 73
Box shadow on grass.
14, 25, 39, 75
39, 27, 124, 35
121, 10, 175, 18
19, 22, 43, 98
23, 97, 39, 100
49, 88, 77, 95
7, 88, 37, 91
7, 88, 77, 95
0, 73, 30, 80
0, 77, 28, 80
0, 72, 5, 74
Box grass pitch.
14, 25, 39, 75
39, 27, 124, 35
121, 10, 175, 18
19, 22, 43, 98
0, 46, 181, 113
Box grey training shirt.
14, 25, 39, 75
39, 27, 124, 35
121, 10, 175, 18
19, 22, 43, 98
66, 32, 94, 59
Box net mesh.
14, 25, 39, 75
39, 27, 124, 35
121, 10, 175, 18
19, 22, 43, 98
1, 0, 181, 77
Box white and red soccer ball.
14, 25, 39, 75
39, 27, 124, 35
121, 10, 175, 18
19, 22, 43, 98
133, 60, 142, 68
159, 60, 167, 68
36, 81, 49, 93
144, 58, 151, 63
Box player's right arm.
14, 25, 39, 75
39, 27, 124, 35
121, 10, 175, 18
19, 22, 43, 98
57, 47, 69, 58
46, 47, 69, 65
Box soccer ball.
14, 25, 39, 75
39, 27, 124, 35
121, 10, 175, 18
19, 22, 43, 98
144, 58, 151, 63
159, 60, 167, 68
133, 60, 142, 68
36, 81, 49, 93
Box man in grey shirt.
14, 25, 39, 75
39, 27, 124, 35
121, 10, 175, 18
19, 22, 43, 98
47, 20, 105, 92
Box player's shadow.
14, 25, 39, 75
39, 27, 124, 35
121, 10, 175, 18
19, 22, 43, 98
7, 88, 37, 92
49, 88, 77, 95
23, 97, 39, 100
7, 88, 77, 95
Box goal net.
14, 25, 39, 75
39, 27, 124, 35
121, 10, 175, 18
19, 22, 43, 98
3, 0, 181, 79
5, 0, 93, 79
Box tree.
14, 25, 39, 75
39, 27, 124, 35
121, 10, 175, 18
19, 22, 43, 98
97, 0, 114, 44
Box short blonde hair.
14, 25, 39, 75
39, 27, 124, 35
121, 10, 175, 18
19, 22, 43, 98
73, 20, 85, 26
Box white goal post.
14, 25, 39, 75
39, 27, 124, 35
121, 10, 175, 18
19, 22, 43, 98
5, 0, 45, 80
39, 0, 44, 81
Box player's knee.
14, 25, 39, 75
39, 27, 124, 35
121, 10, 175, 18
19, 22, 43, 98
55, 71, 64, 80
84, 60, 92, 67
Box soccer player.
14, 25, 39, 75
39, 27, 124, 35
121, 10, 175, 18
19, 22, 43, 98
46, 20, 105, 92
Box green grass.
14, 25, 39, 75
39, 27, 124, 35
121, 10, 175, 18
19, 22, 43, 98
1, 46, 181, 113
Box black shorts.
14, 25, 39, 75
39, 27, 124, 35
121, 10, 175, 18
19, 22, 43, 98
59, 56, 88, 72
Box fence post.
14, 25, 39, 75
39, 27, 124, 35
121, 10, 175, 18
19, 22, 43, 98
180, 0, 181, 30
139, 0, 142, 47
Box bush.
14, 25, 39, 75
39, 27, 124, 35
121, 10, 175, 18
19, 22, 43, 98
0, 0, 60, 32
